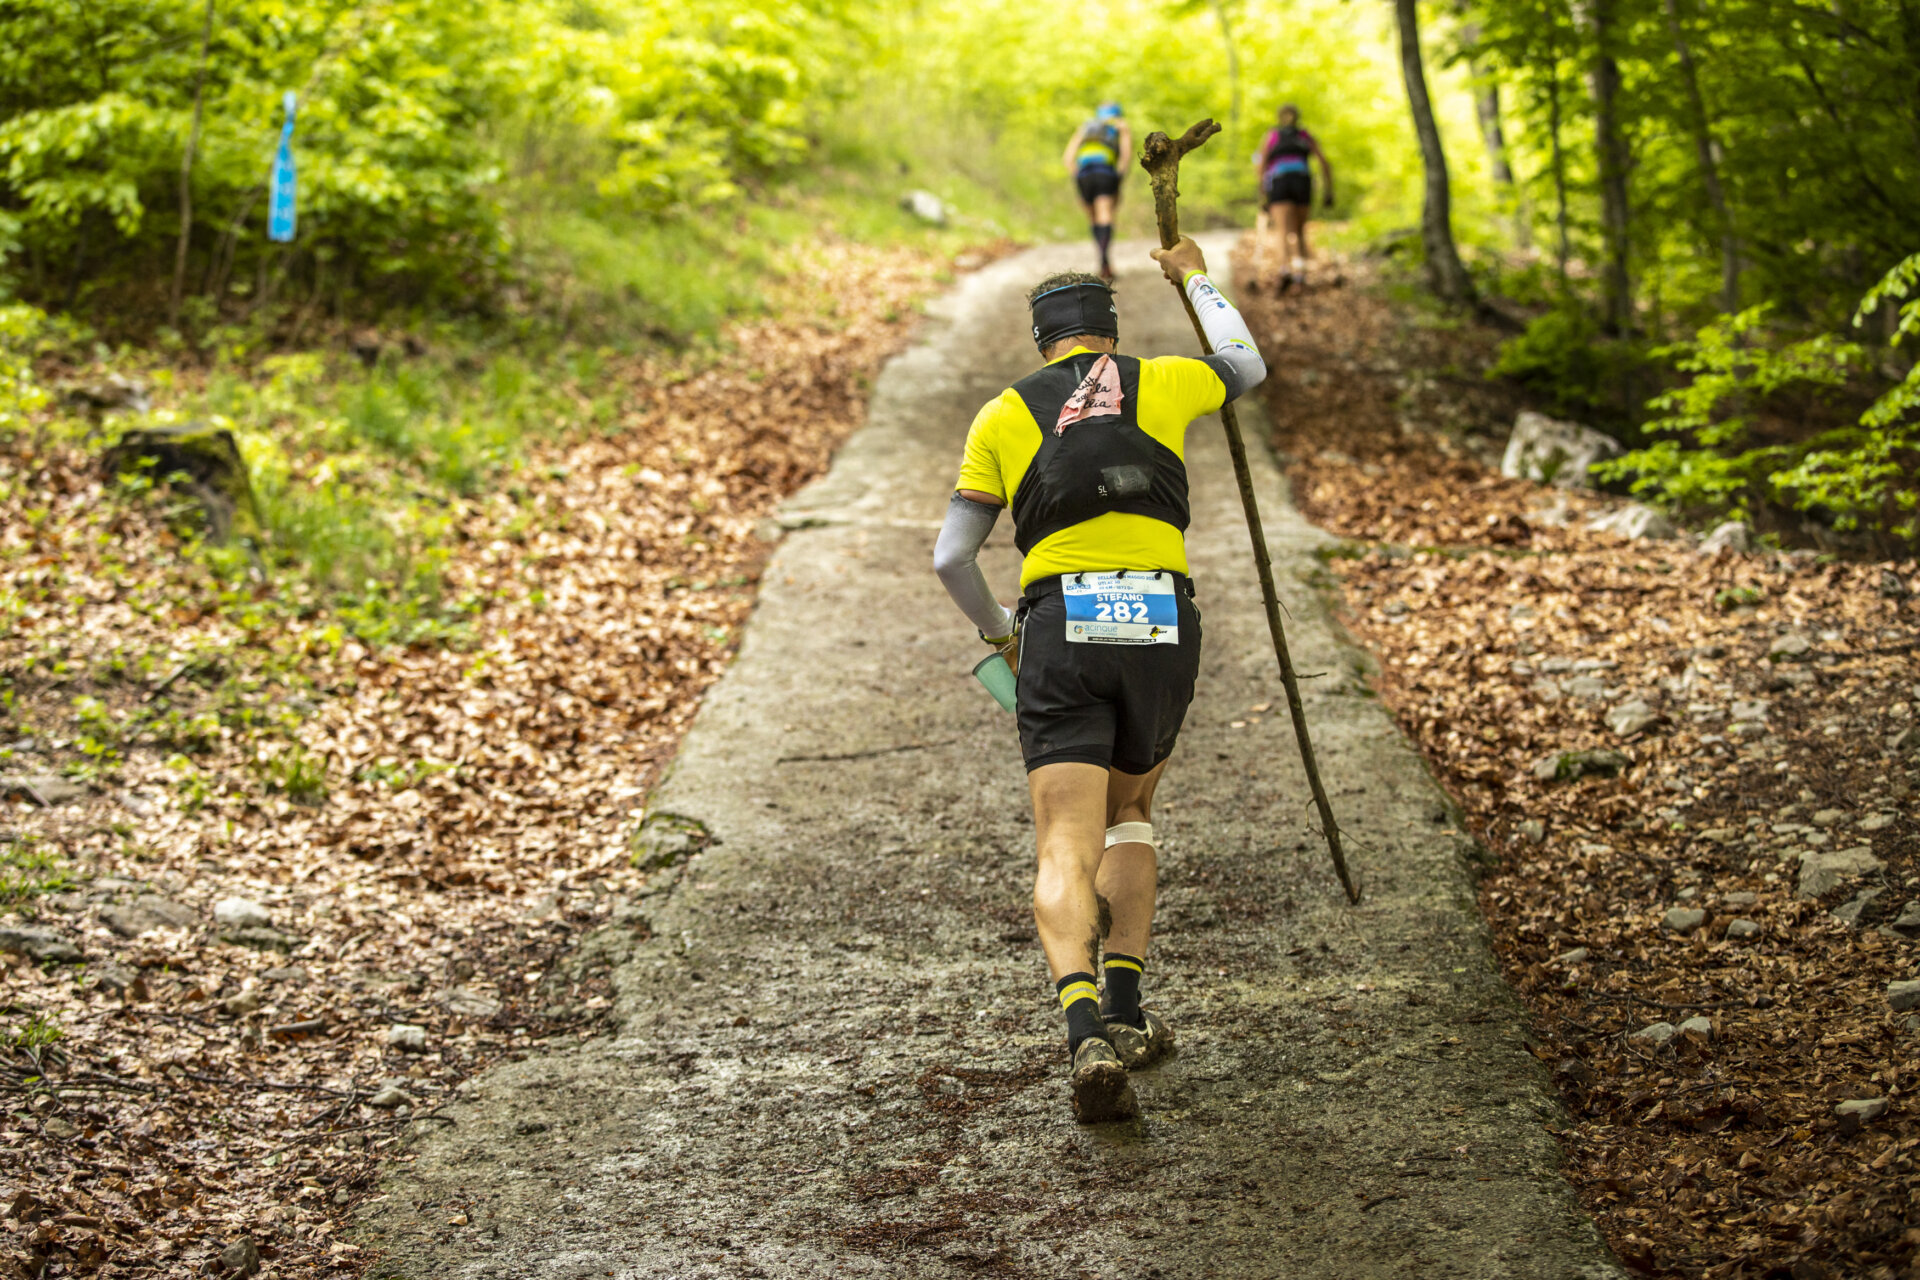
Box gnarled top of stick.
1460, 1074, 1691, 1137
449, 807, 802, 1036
1140, 119, 1221, 179
1141, 120, 1220, 250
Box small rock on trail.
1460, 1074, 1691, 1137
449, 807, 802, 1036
1797, 846, 1884, 898
213, 896, 272, 929
0, 926, 82, 964
100, 894, 195, 938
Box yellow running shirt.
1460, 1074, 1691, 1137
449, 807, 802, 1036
955, 346, 1227, 588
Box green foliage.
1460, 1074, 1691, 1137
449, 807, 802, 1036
253, 741, 328, 805
826, 0, 1424, 245
0, 838, 70, 905
1596, 254, 1920, 547
1468, 0, 1920, 326
3, 1013, 64, 1051
1855, 252, 1920, 430
0, 304, 54, 433
1492, 307, 1611, 415
0, 0, 860, 327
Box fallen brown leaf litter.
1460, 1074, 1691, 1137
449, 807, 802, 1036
1239, 242, 1920, 1279
0, 240, 965, 1277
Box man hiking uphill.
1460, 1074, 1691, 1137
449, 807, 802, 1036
1252, 104, 1333, 292
931, 236, 1266, 1122
1062, 103, 1132, 281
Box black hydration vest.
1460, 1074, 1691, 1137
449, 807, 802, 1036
1007, 352, 1190, 555
1081, 120, 1121, 164
1265, 124, 1311, 167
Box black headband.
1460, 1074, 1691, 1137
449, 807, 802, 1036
1029, 282, 1118, 352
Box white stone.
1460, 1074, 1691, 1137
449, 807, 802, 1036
367, 1084, 414, 1109
1677, 1016, 1713, 1040
1629, 1021, 1677, 1046
1607, 699, 1659, 737
387, 1024, 428, 1052
1889, 979, 1920, 1013
1699, 520, 1752, 554
899, 190, 949, 226
213, 897, 271, 930
1587, 504, 1677, 541
1724, 918, 1762, 940
1501, 411, 1622, 489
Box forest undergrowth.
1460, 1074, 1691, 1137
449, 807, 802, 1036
0, 241, 954, 1279
1240, 243, 1920, 1280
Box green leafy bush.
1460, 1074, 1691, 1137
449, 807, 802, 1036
1493, 308, 1611, 415
1595, 255, 1920, 548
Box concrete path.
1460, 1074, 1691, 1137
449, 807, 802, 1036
357, 238, 1623, 1280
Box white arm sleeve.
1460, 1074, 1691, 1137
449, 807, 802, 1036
933, 494, 1016, 639
1183, 271, 1267, 401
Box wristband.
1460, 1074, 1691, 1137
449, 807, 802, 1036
981, 629, 1015, 646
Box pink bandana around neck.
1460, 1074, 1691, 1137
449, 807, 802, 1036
1054, 354, 1123, 435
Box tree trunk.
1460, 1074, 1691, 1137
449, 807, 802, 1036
1547, 52, 1571, 288
1476, 71, 1533, 249
1574, 0, 1631, 332
1663, 0, 1739, 310
1473, 76, 1514, 187
169, 0, 218, 329
1395, 0, 1477, 305
1207, 0, 1241, 133
1454, 7, 1531, 250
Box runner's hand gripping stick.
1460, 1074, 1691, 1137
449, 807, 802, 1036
1140, 120, 1362, 905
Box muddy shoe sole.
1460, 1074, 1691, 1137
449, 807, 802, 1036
1070, 1039, 1139, 1123
1104, 1009, 1175, 1069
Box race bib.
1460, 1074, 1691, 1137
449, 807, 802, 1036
1063, 572, 1179, 645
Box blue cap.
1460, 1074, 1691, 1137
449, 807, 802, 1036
1096, 102, 1122, 119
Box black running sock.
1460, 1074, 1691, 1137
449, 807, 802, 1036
1092, 224, 1112, 267
1056, 972, 1106, 1051
1102, 953, 1144, 1029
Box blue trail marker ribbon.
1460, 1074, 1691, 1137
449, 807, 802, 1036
268, 91, 297, 243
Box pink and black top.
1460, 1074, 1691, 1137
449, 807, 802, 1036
1261, 126, 1315, 179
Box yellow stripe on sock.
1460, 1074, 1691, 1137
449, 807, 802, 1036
1104, 958, 1143, 973
1057, 981, 1099, 1010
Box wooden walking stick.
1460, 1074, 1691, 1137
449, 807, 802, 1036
1141, 120, 1361, 905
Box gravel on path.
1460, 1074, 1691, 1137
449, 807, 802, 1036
355, 238, 1624, 1280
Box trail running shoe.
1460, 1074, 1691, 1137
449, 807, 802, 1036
1069, 1037, 1138, 1123
1104, 1009, 1175, 1069
1277, 272, 1296, 294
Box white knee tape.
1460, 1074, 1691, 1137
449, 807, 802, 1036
1105, 822, 1155, 850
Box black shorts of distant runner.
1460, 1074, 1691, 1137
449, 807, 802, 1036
1263, 170, 1312, 208
1014, 573, 1202, 775
1076, 164, 1122, 205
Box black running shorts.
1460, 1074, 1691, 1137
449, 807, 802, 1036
1263, 170, 1312, 208
1076, 165, 1122, 204
1015, 574, 1202, 775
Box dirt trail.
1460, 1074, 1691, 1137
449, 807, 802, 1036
355, 238, 1624, 1279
